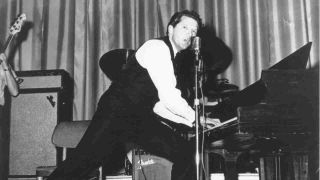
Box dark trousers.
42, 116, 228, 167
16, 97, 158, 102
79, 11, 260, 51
48, 89, 196, 180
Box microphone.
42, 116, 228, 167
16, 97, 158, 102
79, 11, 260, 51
192, 36, 201, 55
191, 36, 202, 72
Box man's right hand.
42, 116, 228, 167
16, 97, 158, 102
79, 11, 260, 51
0, 53, 6, 61
0, 53, 9, 69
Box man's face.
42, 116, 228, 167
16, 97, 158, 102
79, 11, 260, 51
168, 16, 199, 52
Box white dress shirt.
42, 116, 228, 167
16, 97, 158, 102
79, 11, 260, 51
136, 39, 195, 127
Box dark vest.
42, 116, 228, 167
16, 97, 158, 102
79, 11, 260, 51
113, 37, 176, 114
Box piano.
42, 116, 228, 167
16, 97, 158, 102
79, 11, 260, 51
203, 42, 319, 180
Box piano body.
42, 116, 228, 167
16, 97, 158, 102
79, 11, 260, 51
237, 69, 318, 141
204, 42, 319, 180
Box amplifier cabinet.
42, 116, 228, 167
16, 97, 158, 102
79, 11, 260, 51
132, 149, 172, 180
8, 70, 73, 179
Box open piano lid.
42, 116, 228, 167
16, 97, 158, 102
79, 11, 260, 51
269, 42, 312, 70
227, 42, 313, 107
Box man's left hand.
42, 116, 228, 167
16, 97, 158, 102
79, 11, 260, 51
200, 116, 221, 129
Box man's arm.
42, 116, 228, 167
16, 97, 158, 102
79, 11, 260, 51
136, 40, 195, 126
0, 53, 19, 96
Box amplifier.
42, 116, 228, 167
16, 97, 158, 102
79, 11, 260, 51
8, 70, 73, 179
132, 149, 173, 180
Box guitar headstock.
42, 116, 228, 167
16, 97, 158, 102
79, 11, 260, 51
9, 13, 27, 36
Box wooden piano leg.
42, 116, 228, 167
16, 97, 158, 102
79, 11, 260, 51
259, 154, 282, 180
292, 153, 308, 180
224, 151, 241, 180
204, 149, 242, 180
259, 156, 266, 180
224, 160, 238, 180
308, 146, 319, 180
259, 151, 310, 180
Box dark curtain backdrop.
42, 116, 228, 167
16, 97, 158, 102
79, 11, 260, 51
0, 0, 318, 120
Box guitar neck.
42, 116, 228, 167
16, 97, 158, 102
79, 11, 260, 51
1, 34, 14, 54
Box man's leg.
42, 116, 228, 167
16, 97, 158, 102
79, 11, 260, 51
48, 92, 129, 180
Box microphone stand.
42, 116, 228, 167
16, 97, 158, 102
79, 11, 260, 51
194, 49, 202, 180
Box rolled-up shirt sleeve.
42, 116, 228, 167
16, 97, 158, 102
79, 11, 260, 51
136, 39, 195, 123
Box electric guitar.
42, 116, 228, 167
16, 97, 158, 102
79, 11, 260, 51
1, 13, 26, 53
1, 13, 26, 83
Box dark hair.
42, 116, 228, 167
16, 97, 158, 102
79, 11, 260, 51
166, 10, 202, 35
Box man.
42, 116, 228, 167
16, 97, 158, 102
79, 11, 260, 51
48, 10, 214, 180
0, 53, 19, 180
